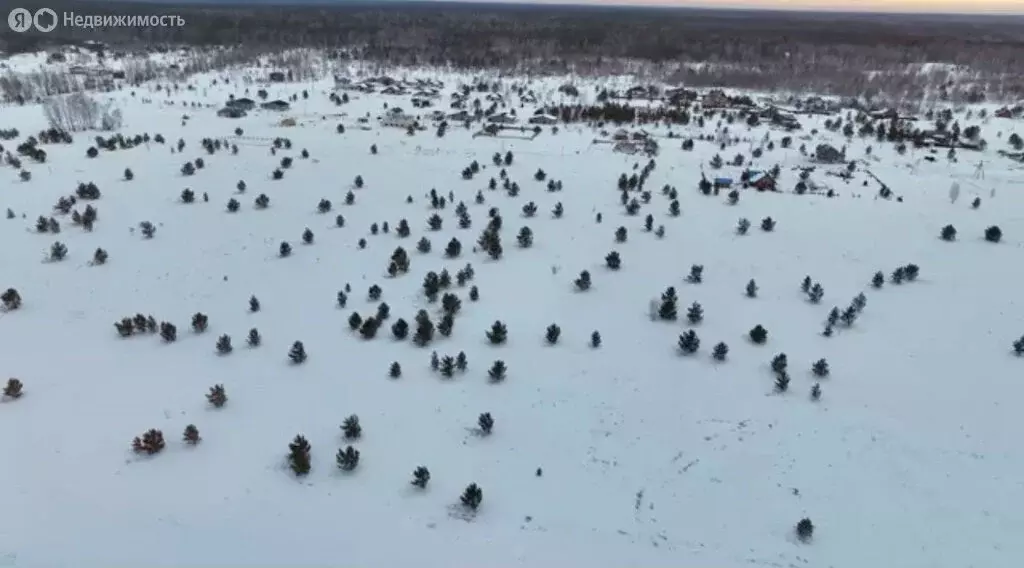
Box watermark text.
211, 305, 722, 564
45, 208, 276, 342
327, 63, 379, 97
8, 8, 185, 33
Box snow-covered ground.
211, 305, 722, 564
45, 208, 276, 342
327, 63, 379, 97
2, 67, 1024, 568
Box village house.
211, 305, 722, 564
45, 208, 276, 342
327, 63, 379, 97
411, 97, 433, 108
268, 71, 286, 83
486, 112, 517, 124
528, 113, 557, 125
260, 100, 290, 111
703, 89, 729, 108
380, 108, 416, 129
217, 107, 247, 118
226, 97, 256, 111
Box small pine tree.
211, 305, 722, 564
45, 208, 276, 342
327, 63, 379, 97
183, 424, 200, 445
488, 360, 507, 382
3, 378, 24, 399
795, 518, 814, 542
215, 334, 233, 354
736, 218, 751, 235
455, 351, 468, 372
985, 225, 1002, 243
810, 383, 822, 401
461, 483, 483, 510
746, 279, 758, 298
678, 330, 700, 354
807, 283, 824, 303
247, 327, 261, 347
800, 276, 812, 294
487, 321, 508, 345
712, 342, 728, 361
1012, 335, 1024, 356
591, 331, 601, 348
288, 435, 312, 476
289, 341, 307, 364
871, 271, 884, 288
412, 466, 430, 488
771, 353, 788, 374
341, 415, 362, 440
477, 412, 494, 435
605, 251, 621, 270
812, 358, 829, 377
249, 295, 260, 312
686, 264, 704, 284
191, 312, 208, 333
348, 311, 363, 331
206, 384, 227, 408
545, 323, 561, 345
940, 224, 957, 241
686, 302, 704, 324
774, 371, 790, 392
575, 270, 592, 291
749, 324, 768, 344
439, 355, 456, 378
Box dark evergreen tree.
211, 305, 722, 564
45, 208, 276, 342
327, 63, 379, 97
247, 327, 261, 347
249, 295, 260, 312
545, 324, 561, 344
712, 342, 728, 361
461, 483, 483, 510
605, 251, 621, 270
774, 371, 790, 392
279, 241, 292, 257
437, 313, 454, 337
411, 466, 430, 488
348, 311, 363, 331
302, 228, 314, 244
591, 331, 602, 348
796, 518, 814, 542
771, 353, 788, 374
871, 271, 884, 288
812, 358, 829, 377
810, 383, 822, 401
575, 270, 592, 291
487, 321, 508, 345
392, 317, 410, 340
215, 334, 233, 354
678, 330, 700, 354
745, 278, 758, 298
686, 302, 704, 324
488, 360, 507, 382
289, 341, 307, 363
206, 384, 227, 408
413, 311, 434, 346
801, 276, 812, 294
477, 412, 494, 435
288, 435, 311, 476
985, 225, 1002, 243
940, 224, 957, 241
342, 415, 362, 440
615, 226, 627, 242
469, 285, 479, 301
808, 283, 824, 303
736, 218, 751, 235
336, 446, 360, 471
749, 324, 768, 344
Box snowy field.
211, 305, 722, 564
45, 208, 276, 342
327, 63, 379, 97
2, 66, 1024, 568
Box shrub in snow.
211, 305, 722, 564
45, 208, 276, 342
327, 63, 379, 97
289, 341, 307, 364
389, 362, 402, 378
796, 518, 814, 542
215, 334, 232, 354
49, 241, 68, 261
749, 324, 768, 344
686, 302, 704, 324
288, 435, 312, 476
686, 264, 704, 284
3, 378, 24, 400
712, 342, 728, 361
736, 218, 750, 235
183, 424, 200, 445
412, 466, 430, 488
591, 331, 601, 348
545, 324, 561, 345
132, 429, 165, 455
413, 311, 435, 346
678, 330, 700, 354
774, 371, 790, 392
247, 327, 261, 347
207, 384, 227, 407
985, 225, 1002, 243
487, 321, 508, 345
477, 412, 494, 435
341, 415, 362, 440
461, 483, 483, 510
810, 383, 822, 401
159, 322, 177, 342
940, 224, 956, 241
1, 288, 22, 310
812, 358, 829, 377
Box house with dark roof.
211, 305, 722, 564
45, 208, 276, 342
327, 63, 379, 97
260, 100, 290, 111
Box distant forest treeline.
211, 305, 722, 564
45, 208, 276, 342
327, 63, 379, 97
3, 1, 1023, 100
